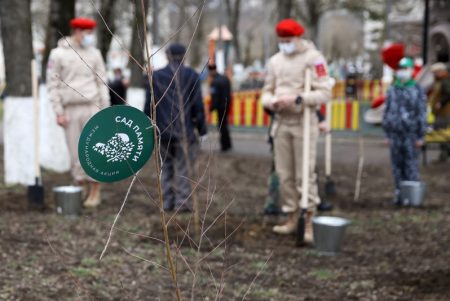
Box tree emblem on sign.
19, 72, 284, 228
93, 133, 135, 163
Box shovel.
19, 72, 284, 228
296, 68, 312, 247
324, 101, 336, 196
27, 59, 45, 209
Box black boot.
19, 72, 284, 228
317, 200, 333, 212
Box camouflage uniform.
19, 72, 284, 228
383, 81, 427, 200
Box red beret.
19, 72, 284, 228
381, 43, 404, 70
276, 19, 304, 37
70, 18, 97, 30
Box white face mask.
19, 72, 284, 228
81, 34, 96, 48
278, 42, 296, 55
395, 69, 413, 81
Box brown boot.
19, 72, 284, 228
273, 212, 297, 235
84, 182, 102, 208
304, 210, 315, 244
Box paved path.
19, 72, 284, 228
202, 129, 440, 166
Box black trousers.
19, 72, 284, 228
217, 107, 232, 151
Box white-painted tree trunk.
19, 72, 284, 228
4, 85, 70, 186
126, 87, 145, 111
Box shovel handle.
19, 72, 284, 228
31, 59, 40, 180
325, 101, 332, 177
300, 68, 312, 210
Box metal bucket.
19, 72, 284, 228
400, 181, 426, 207
53, 186, 82, 217
313, 216, 350, 255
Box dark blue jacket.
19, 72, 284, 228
383, 83, 427, 140
144, 63, 207, 143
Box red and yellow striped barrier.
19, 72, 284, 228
332, 80, 389, 101
204, 90, 361, 131
325, 101, 359, 131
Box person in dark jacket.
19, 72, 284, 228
109, 68, 128, 105
144, 43, 207, 212
383, 57, 427, 206
208, 64, 232, 151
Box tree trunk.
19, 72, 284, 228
225, 0, 241, 64
306, 0, 320, 43
97, 0, 117, 61
243, 32, 253, 67
174, 0, 187, 42
41, 0, 76, 82
128, 0, 149, 88
0, 0, 34, 96
189, 1, 205, 69
277, 0, 293, 21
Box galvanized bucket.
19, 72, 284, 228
53, 186, 82, 217
313, 216, 350, 255
400, 181, 426, 207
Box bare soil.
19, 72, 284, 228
1, 145, 450, 301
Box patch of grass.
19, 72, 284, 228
308, 268, 335, 280
391, 214, 426, 224
250, 260, 267, 271
81, 257, 97, 268
70, 267, 98, 278
211, 248, 225, 259
252, 287, 280, 298
0, 100, 3, 121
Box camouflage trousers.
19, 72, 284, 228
388, 135, 420, 191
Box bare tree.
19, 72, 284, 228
225, 0, 241, 63
188, 1, 205, 68
97, 0, 117, 60
243, 30, 254, 67
41, 0, 76, 81
277, 0, 294, 21
128, 0, 149, 88
0, 0, 34, 96
295, 0, 329, 43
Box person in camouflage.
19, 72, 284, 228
383, 57, 427, 206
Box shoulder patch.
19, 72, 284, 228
314, 59, 327, 77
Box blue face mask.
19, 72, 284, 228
81, 34, 96, 48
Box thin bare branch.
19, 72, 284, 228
122, 247, 169, 271
100, 173, 139, 260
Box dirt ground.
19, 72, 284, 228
1, 140, 450, 301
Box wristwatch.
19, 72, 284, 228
295, 95, 303, 105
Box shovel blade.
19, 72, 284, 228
325, 178, 336, 196
296, 212, 306, 247
27, 185, 45, 209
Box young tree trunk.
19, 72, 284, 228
0, 0, 34, 96
225, 0, 242, 64
41, 0, 76, 82
97, 0, 117, 61
128, 0, 149, 88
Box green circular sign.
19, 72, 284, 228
78, 105, 154, 182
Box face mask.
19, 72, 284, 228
395, 69, 413, 81
278, 42, 296, 55
81, 34, 96, 48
